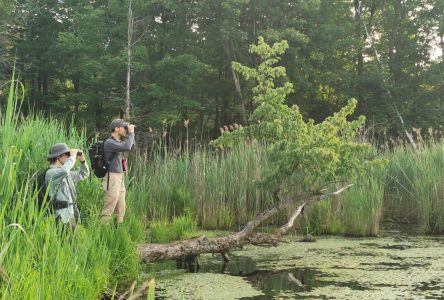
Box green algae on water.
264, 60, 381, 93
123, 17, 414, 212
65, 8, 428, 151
154, 234, 444, 299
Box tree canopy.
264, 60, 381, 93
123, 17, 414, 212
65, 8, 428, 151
0, 0, 443, 140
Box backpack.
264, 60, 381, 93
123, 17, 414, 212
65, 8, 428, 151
36, 168, 51, 211
88, 141, 110, 178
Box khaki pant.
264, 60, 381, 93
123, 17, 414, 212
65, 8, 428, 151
101, 172, 126, 223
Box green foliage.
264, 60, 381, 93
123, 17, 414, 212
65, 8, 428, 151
170, 186, 196, 216
135, 141, 272, 229
149, 214, 197, 243
384, 141, 444, 234
212, 37, 381, 191
97, 223, 141, 286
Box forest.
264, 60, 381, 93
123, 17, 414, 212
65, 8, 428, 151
1, 0, 443, 138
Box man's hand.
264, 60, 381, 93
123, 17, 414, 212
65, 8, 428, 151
70, 149, 80, 157
127, 124, 135, 133
77, 151, 86, 162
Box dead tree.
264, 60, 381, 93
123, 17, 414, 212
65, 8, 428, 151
138, 185, 352, 263
125, 0, 149, 120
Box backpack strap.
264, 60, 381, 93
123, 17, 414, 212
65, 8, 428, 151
106, 151, 118, 190
105, 137, 118, 191
44, 168, 66, 212
52, 174, 67, 205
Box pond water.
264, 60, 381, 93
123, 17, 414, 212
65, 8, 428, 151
146, 231, 444, 299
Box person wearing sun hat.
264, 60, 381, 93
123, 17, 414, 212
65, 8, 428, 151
46, 143, 89, 230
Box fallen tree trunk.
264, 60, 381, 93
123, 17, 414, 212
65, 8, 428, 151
138, 185, 352, 263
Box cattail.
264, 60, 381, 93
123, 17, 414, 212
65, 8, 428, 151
234, 123, 239, 129
148, 127, 153, 133
229, 125, 234, 131
223, 125, 228, 131
412, 127, 421, 136
0, 266, 9, 282
184, 119, 190, 128
219, 127, 224, 134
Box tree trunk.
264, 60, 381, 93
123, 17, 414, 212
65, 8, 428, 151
199, 110, 205, 142
31, 74, 36, 109
223, 96, 229, 126
223, 39, 248, 125
42, 71, 48, 96
440, 33, 443, 63
138, 185, 352, 263
37, 72, 42, 95
389, 0, 403, 83
354, 0, 364, 77
214, 96, 220, 137
73, 72, 80, 112
125, 0, 133, 120
440, 25, 444, 127
96, 101, 103, 130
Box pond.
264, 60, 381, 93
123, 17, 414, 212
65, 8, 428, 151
145, 231, 444, 299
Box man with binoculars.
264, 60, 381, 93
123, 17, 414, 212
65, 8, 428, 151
100, 119, 135, 224
46, 144, 90, 230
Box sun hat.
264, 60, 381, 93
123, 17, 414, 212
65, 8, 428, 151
48, 143, 70, 159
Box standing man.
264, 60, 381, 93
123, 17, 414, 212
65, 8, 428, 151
46, 143, 89, 231
101, 119, 135, 224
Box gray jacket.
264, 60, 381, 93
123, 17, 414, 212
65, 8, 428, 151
104, 132, 135, 173
45, 156, 90, 223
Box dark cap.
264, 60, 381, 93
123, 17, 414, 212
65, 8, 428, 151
110, 119, 129, 131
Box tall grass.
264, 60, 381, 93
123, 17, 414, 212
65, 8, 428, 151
131, 141, 387, 235
340, 171, 384, 236
294, 167, 385, 236
134, 132, 444, 236
131, 142, 273, 229
0, 72, 146, 299
384, 142, 444, 233
149, 213, 197, 243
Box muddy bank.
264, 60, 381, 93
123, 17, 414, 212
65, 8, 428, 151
146, 232, 444, 299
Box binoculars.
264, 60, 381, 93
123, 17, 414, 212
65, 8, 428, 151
77, 151, 83, 157
124, 125, 135, 131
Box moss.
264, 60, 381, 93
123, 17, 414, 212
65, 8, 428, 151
156, 273, 264, 299
154, 235, 444, 299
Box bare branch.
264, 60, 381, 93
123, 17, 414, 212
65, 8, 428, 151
278, 184, 353, 235
286, 273, 304, 288
131, 25, 150, 47
139, 185, 353, 263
